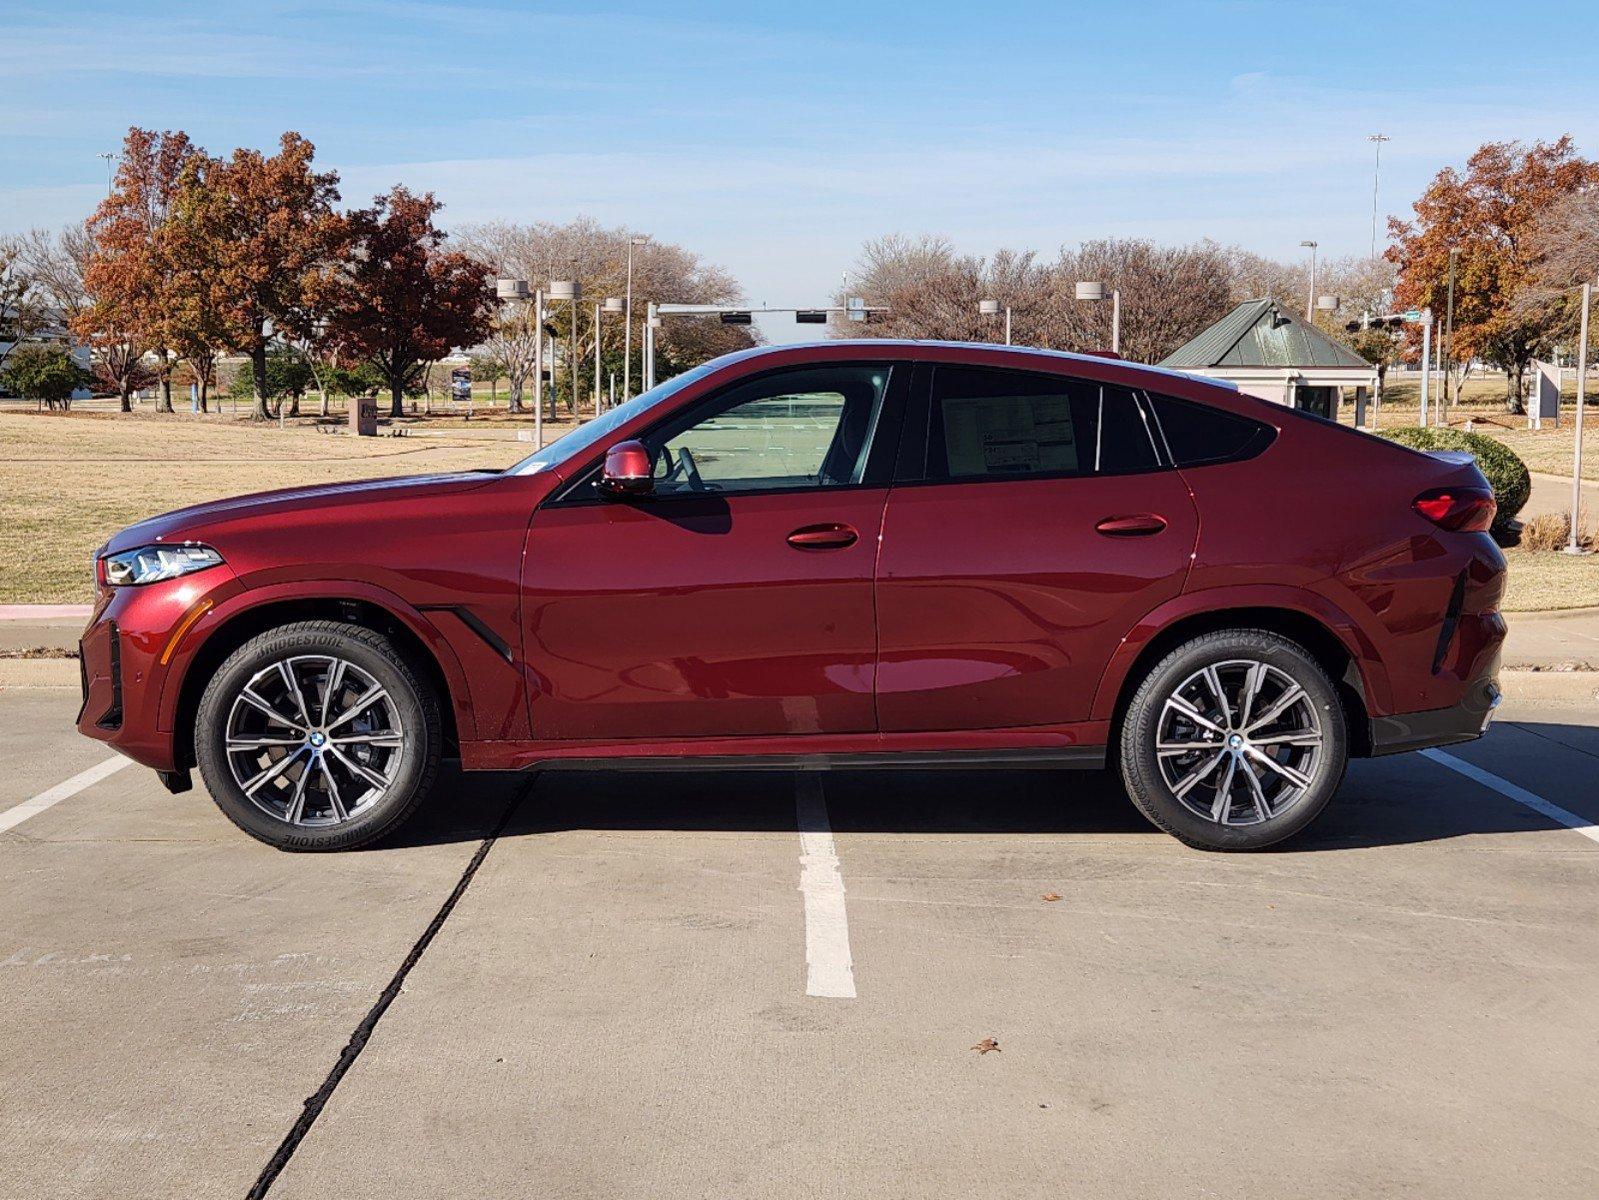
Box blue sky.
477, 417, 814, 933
4, 0, 1598, 344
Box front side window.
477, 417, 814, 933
926, 366, 1160, 481
644, 365, 890, 497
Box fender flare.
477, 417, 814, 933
156, 578, 477, 740
1089, 584, 1393, 723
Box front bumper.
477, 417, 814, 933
75, 565, 236, 773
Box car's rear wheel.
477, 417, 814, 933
1118, 629, 1348, 851
195, 620, 441, 851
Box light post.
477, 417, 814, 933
496, 277, 540, 442
978, 298, 1011, 345
549, 278, 580, 425
1568, 280, 1591, 555
644, 303, 660, 390
1300, 241, 1319, 320
598, 296, 621, 415
1075, 281, 1120, 354
624, 235, 648, 400
1367, 133, 1390, 260
1418, 306, 1434, 427
98, 151, 114, 195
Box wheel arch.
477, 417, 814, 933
1095, 592, 1385, 760
165, 588, 470, 772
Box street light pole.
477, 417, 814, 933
593, 301, 602, 418
98, 152, 115, 195
533, 288, 545, 447
1074, 281, 1120, 354
1367, 133, 1390, 260
1300, 241, 1318, 321
1568, 280, 1591, 555
623, 236, 647, 401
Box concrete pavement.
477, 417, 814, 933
3, 668, 1598, 1198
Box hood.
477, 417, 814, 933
103, 472, 502, 553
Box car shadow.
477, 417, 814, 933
372, 721, 1595, 854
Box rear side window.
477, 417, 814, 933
926, 366, 1161, 481
1146, 393, 1274, 466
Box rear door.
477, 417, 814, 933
875, 363, 1198, 732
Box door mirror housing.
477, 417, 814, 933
598, 439, 654, 498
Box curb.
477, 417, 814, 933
0, 605, 92, 622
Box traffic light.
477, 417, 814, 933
795, 310, 828, 324
720, 311, 752, 325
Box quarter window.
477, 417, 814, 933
925, 366, 1160, 481
1145, 392, 1274, 466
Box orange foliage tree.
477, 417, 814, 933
1388, 137, 1599, 412
170, 133, 345, 419
79, 128, 199, 412
324, 187, 493, 418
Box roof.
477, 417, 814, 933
714, 339, 1238, 390
1158, 300, 1371, 371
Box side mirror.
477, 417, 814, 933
598, 439, 654, 498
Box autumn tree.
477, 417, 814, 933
159, 153, 231, 413
325, 186, 493, 418
80, 128, 199, 413
25, 223, 151, 409
1389, 137, 1599, 412
169, 133, 344, 418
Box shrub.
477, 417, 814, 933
1381, 426, 1531, 532
1, 342, 88, 409
1520, 510, 1594, 552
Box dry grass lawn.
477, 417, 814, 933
1, 410, 533, 603
3, 406, 1594, 611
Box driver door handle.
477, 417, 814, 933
1094, 513, 1168, 537
787, 522, 859, 551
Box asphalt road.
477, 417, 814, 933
3, 667, 1597, 1199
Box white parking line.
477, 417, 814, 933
1422, 748, 1599, 846
795, 775, 857, 999
0, 755, 133, 835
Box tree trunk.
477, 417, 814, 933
389, 378, 405, 419
1505, 365, 1526, 415
319, 386, 329, 418
199, 377, 209, 413
251, 339, 271, 421
119, 383, 133, 414
158, 353, 175, 413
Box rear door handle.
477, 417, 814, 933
1095, 514, 1168, 537
787, 522, 859, 550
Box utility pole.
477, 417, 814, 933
1443, 248, 1458, 421
1367, 134, 1390, 260
98, 152, 115, 194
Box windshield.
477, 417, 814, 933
507, 359, 727, 475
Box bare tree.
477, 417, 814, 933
837, 235, 1231, 363
1, 236, 52, 374
456, 217, 753, 411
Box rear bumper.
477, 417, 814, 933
1368, 672, 1501, 756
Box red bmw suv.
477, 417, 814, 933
77, 342, 1506, 852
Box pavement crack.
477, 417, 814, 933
245, 780, 530, 1199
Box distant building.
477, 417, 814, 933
1161, 299, 1377, 422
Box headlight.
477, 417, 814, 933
100, 544, 224, 586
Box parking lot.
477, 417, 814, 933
3, 666, 1598, 1199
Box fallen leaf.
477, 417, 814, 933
1042, 893, 1061, 902
971, 1037, 1000, 1054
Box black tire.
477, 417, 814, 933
1118, 628, 1348, 851
195, 620, 441, 851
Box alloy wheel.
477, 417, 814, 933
1153, 658, 1324, 826
223, 655, 406, 827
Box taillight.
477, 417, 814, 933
1413, 486, 1496, 532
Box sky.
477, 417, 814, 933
5, 0, 1598, 345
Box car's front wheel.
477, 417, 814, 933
1118, 629, 1348, 851
195, 620, 441, 851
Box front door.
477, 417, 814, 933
521, 363, 900, 742
875, 364, 1199, 733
